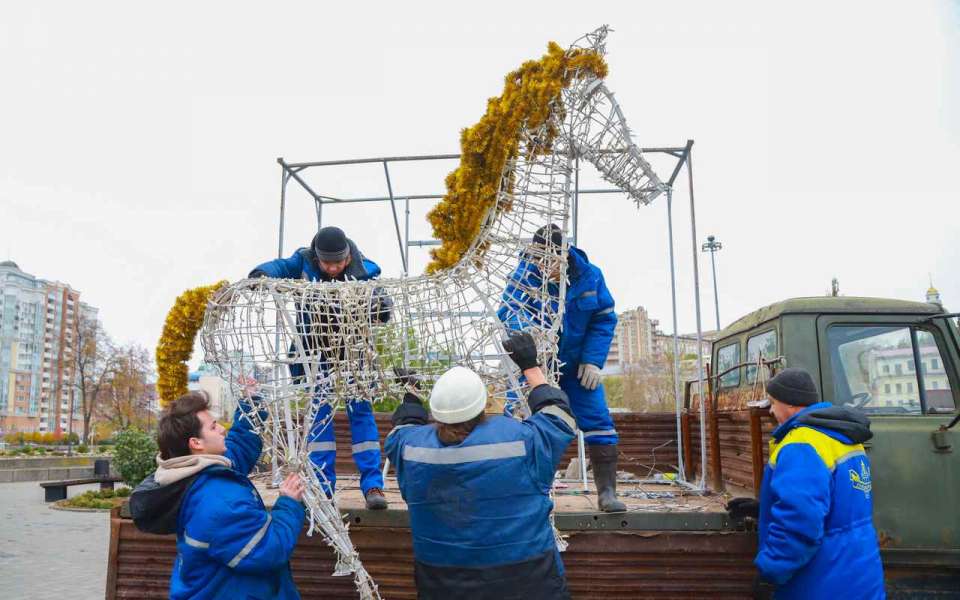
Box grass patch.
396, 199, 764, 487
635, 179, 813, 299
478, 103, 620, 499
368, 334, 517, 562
59, 487, 132, 510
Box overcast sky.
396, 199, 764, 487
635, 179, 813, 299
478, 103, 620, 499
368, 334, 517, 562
2, 1, 958, 363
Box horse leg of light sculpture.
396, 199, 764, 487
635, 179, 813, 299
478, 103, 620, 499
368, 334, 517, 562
270, 291, 381, 598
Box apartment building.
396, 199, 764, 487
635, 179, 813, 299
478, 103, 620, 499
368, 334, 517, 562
0, 260, 97, 434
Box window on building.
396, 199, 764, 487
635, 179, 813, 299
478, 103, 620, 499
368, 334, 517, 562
907, 382, 914, 393
933, 380, 940, 390
896, 383, 903, 394
745, 330, 778, 384
883, 364, 890, 374
895, 363, 903, 375
717, 342, 740, 388
932, 358, 940, 371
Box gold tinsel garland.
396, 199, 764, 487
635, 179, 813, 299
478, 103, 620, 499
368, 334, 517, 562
156, 281, 228, 407
425, 42, 607, 273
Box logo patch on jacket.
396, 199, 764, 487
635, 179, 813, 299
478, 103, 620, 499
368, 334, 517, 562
849, 460, 872, 497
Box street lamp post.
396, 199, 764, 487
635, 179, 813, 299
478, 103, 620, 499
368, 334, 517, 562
701, 235, 723, 331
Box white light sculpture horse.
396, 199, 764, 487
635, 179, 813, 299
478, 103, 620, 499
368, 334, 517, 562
200, 26, 664, 599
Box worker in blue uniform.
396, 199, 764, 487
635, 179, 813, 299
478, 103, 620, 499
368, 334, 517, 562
130, 390, 305, 600
497, 224, 625, 512
385, 332, 576, 600
733, 368, 885, 599
250, 226, 392, 510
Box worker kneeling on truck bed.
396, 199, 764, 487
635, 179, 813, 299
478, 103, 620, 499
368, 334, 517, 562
756, 367, 885, 599
385, 332, 576, 600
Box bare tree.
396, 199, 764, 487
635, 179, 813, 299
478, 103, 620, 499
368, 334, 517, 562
608, 353, 691, 413
75, 315, 117, 443
100, 344, 154, 432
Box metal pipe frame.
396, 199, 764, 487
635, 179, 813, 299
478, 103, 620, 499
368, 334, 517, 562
273, 143, 710, 487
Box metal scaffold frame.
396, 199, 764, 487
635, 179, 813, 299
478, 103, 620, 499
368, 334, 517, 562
274, 139, 711, 489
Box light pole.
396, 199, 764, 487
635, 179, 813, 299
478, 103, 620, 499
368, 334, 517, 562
701, 235, 723, 331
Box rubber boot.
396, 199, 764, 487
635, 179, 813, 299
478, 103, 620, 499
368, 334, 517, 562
364, 488, 388, 510
589, 445, 626, 513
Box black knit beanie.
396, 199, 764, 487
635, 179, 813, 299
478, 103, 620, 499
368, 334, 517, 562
312, 227, 350, 262
766, 368, 820, 406
532, 224, 563, 248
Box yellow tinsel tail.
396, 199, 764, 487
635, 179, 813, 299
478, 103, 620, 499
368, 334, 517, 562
156, 280, 229, 407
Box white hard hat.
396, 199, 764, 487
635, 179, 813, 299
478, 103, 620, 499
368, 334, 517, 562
429, 366, 487, 424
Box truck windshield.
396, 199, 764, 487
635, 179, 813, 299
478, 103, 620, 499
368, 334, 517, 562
826, 325, 956, 414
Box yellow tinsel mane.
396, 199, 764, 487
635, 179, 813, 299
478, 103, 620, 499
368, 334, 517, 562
425, 42, 607, 273
156, 281, 228, 406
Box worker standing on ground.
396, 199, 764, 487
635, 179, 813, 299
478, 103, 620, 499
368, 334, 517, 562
384, 332, 576, 600
754, 367, 885, 599
129, 390, 306, 599
250, 226, 392, 510
497, 224, 625, 512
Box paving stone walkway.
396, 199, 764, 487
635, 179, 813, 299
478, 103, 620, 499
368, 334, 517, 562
0, 481, 110, 599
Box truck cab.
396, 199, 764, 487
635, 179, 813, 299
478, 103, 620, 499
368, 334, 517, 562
704, 296, 960, 580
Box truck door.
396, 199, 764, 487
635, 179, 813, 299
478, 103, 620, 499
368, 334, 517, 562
817, 315, 959, 557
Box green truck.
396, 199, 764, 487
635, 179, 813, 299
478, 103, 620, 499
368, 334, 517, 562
699, 296, 959, 593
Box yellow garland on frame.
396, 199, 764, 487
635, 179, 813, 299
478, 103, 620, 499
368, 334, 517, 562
425, 42, 607, 273
156, 281, 228, 407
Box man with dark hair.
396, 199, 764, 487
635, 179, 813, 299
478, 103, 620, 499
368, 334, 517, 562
130, 391, 306, 600
497, 223, 624, 512
250, 225, 391, 510
749, 367, 884, 599
384, 332, 576, 599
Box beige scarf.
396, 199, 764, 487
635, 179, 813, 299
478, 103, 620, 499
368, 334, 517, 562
154, 453, 233, 486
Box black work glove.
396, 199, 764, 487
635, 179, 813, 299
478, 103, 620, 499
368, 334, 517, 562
245, 270, 269, 290
370, 287, 393, 324
502, 332, 539, 371
726, 497, 760, 521
391, 392, 428, 427
392, 366, 423, 389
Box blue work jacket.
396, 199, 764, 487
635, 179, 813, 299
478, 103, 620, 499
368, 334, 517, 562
170, 405, 305, 600
497, 245, 616, 374
757, 402, 885, 599
384, 385, 576, 599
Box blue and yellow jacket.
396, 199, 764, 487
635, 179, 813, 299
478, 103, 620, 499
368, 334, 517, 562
757, 402, 885, 599
497, 245, 617, 374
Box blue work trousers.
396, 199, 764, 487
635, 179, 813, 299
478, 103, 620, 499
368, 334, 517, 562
289, 362, 383, 496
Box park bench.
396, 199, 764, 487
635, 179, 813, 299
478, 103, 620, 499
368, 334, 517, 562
40, 475, 124, 502
39, 459, 122, 502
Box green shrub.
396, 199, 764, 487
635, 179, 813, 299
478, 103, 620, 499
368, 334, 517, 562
113, 429, 158, 487
63, 491, 115, 510
76, 444, 89, 454
114, 487, 132, 497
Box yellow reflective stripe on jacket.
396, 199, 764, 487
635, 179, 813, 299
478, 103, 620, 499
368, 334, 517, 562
768, 426, 865, 471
